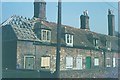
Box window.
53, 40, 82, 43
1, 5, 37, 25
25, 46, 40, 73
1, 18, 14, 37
76, 56, 83, 69
41, 56, 50, 69
106, 41, 111, 50
106, 58, 111, 67
41, 29, 51, 42
66, 57, 73, 69
24, 56, 35, 69
93, 39, 99, 46
113, 58, 116, 67
65, 34, 73, 46
94, 57, 99, 66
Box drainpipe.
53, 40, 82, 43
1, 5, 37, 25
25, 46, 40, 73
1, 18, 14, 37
118, 1, 120, 71
55, 0, 62, 78
103, 51, 106, 67
118, 1, 120, 40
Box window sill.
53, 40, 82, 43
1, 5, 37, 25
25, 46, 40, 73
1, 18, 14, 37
66, 43, 73, 47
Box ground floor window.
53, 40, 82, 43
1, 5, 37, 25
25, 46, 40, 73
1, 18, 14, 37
76, 56, 83, 69
66, 56, 73, 69
106, 58, 111, 67
41, 56, 50, 69
113, 58, 116, 67
24, 55, 35, 69
94, 57, 99, 66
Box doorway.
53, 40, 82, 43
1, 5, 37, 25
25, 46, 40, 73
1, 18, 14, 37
86, 56, 91, 69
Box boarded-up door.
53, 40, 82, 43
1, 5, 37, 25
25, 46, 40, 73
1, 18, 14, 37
76, 57, 82, 69
24, 56, 35, 69
86, 56, 91, 69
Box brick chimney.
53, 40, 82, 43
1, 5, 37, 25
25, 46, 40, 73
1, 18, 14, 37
108, 9, 115, 36
80, 10, 90, 30
34, 0, 46, 21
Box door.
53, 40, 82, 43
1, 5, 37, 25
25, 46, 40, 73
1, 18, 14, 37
86, 56, 91, 69
24, 56, 35, 69
76, 57, 82, 69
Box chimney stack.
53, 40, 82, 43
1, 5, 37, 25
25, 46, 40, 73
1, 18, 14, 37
34, 0, 46, 21
108, 9, 115, 36
80, 10, 90, 30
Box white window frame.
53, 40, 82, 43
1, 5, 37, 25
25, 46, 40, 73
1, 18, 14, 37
113, 58, 116, 67
66, 56, 73, 69
65, 34, 73, 47
94, 57, 99, 66
24, 55, 35, 69
106, 58, 111, 67
41, 29, 51, 42
41, 56, 50, 69
76, 56, 83, 69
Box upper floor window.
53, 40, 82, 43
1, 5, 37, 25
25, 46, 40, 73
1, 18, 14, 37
65, 34, 73, 46
93, 39, 99, 46
41, 29, 51, 42
106, 41, 111, 49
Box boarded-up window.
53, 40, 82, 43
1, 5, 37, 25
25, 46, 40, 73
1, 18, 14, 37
66, 57, 73, 69
94, 57, 99, 66
24, 56, 35, 69
41, 56, 50, 68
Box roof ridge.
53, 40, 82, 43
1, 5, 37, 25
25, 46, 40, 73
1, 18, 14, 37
1, 15, 15, 27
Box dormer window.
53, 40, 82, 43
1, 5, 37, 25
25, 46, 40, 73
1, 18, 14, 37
106, 41, 111, 50
93, 39, 99, 46
41, 29, 51, 42
65, 34, 73, 47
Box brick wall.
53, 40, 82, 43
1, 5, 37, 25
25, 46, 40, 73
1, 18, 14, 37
16, 41, 118, 76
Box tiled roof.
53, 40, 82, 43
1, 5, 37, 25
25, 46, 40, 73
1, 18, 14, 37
1, 15, 40, 41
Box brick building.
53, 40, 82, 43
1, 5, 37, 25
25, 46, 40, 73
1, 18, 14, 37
1, 0, 119, 78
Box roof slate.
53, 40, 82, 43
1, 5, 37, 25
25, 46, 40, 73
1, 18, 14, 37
1, 15, 40, 41
1, 15, 119, 52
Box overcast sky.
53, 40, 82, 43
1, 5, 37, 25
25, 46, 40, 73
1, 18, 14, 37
1, 2, 118, 35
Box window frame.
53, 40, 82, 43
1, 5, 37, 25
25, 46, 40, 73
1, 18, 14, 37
41, 29, 51, 42
113, 58, 116, 67
93, 39, 99, 46
106, 57, 111, 67
65, 34, 73, 47
23, 55, 35, 69
94, 57, 99, 66
66, 56, 73, 69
